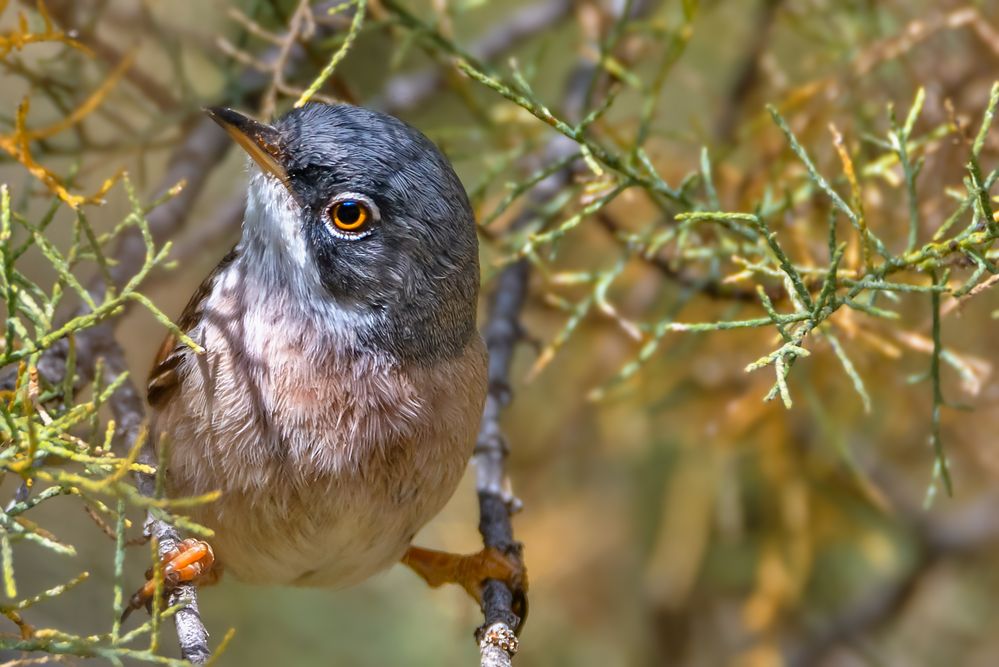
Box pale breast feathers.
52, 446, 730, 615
145, 247, 487, 585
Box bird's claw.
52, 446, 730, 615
402, 545, 528, 625
121, 538, 215, 622
458, 547, 527, 607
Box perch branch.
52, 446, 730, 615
0, 5, 352, 662
471, 1, 661, 661
474, 132, 579, 666
101, 336, 211, 663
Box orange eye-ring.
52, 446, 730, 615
329, 200, 369, 231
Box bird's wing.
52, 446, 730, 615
146, 246, 239, 408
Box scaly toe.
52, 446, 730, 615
463, 547, 527, 603
121, 539, 215, 622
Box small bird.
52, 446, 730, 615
124, 104, 524, 622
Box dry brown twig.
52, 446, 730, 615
216, 0, 344, 117
0, 1, 131, 207
940, 272, 999, 318
29, 0, 181, 111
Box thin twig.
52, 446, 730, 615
469, 1, 661, 662
0, 5, 353, 661
26, 0, 181, 111
375, 0, 574, 113
101, 338, 211, 663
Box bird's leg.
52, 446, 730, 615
401, 545, 527, 608
121, 538, 217, 621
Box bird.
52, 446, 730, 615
123, 103, 525, 623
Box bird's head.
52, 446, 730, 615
207, 103, 480, 362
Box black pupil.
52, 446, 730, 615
337, 201, 361, 224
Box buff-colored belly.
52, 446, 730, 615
156, 326, 488, 587
179, 458, 467, 587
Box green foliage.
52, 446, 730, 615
0, 180, 215, 664
3, 0, 999, 664
382, 4, 999, 504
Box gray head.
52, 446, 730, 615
207, 103, 479, 363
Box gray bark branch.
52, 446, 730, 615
471, 0, 662, 659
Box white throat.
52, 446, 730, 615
234, 168, 375, 336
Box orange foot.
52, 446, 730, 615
401, 545, 527, 613
121, 538, 216, 622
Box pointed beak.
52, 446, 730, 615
205, 107, 289, 184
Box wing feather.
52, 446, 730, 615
146, 246, 239, 408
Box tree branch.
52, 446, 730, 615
474, 133, 578, 666
101, 335, 211, 663
375, 0, 574, 113
471, 3, 662, 661
0, 6, 352, 662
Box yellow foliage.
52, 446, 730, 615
0, 2, 130, 207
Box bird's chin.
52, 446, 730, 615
241, 169, 314, 279
248, 166, 299, 208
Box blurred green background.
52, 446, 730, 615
5, 1, 999, 665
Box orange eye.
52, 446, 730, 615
329, 200, 370, 231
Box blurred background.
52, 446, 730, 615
5, 0, 999, 665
